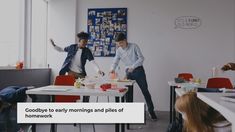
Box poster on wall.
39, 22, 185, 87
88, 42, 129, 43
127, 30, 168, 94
87, 8, 127, 57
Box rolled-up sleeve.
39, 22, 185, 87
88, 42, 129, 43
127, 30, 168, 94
110, 50, 121, 71
53, 45, 65, 52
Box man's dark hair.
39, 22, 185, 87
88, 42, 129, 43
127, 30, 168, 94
115, 32, 126, 42
77, 32, 89, 41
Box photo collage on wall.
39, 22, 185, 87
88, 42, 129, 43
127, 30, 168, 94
87, 8, 127, 57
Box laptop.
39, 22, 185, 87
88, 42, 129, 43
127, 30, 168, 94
221, 95, 235, 103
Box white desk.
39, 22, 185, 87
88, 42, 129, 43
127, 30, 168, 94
197, 93, 235, 132
26, 83, 134, 132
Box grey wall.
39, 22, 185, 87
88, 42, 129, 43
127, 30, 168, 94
47, 0, 235, 111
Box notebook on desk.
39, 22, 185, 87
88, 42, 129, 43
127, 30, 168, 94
221, 95, 235, 103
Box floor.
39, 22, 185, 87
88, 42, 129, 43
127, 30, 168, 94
30, 111, 169, 132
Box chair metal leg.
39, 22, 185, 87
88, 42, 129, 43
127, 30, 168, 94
96, 96, 99, 102
107, 96, 109, 102
79, 124, 81, 132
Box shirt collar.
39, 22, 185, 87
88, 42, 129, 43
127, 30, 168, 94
122, 43, 129, 50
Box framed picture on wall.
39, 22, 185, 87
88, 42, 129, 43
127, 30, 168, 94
87, 8, 127, 57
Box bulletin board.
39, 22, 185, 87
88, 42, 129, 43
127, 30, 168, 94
87, 8, 127, 57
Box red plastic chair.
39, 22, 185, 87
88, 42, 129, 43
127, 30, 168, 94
54, 75, 89, 131
54, 75, 80, 102
178, 73, 193, 81
206, 77, 233, 89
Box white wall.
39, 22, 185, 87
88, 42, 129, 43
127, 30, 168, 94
47, 0, 76, 79
48, 0, 235, 111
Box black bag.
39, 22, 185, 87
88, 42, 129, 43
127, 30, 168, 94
167, 119, 183, 132
0, 86, 28, 132
0, 86, 27, 103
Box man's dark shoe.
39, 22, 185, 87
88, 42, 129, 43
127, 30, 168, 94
149, 111, 157, 121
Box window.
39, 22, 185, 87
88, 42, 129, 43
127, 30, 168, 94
0, 0, 25, 66
31, 0, 48, 68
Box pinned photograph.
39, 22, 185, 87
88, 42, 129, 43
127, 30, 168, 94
88, 19, 93, 26
89, 26, 95, 32
88, 10, 95, 16
110, 46, 116, 54
97, 12, 103, 17
95, 18, 101, 25
117, 9, 126, 17
112, 13, 117, 20
96, 33, 100, 39
95, 26, 100, 32
122, 24, 127, 31
103, 45, 109, 56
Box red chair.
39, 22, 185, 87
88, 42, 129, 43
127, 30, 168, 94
206, 77, 233, 89
54, 75, 80, 102
54, 75, 93, 131
178, 73, 193, 81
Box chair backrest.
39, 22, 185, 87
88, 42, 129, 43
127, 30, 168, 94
178, 73, 193, 81
54, 75, 80, 102
206, 77, 233, 89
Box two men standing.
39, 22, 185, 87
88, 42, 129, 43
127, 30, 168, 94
51, 32, 157, 121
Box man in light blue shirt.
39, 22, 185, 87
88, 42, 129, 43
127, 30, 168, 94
110, 33, 157, 121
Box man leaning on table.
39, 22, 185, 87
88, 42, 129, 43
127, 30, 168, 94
109, 32, 157, 121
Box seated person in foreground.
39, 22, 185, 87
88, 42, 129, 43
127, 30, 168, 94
175, 92, 231, 132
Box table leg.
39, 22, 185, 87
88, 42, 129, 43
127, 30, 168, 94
115, 97, 120, 132
170, 86, 177, 123
126, 85, 133, 130
173, 87, 176, 122
31, 95, 37, 132
170, 86, 173, 123
121, 96, 125, 132
50, 95, 56, 132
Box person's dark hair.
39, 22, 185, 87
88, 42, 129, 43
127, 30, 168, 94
115, 32, 126, 42
77, 32, 89, 41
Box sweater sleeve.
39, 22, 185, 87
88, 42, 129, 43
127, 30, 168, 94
53, 45, 65, 52
131, 44, 144, 69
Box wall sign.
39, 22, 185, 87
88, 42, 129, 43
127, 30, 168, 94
87, 8, 127, 57
175, 16, 201, 29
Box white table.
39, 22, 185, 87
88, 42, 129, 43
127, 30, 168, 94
26, 81, 135, 132
26, 85, 127, 97
197, 92, 235, 132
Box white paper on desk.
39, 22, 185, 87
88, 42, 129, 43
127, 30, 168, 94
41, 88, 70, 92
